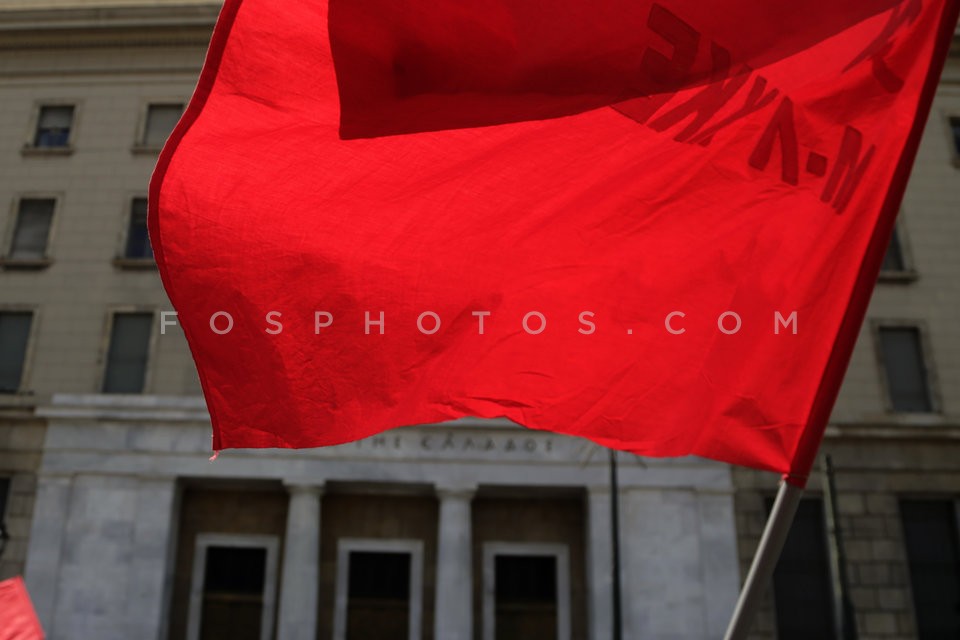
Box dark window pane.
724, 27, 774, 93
348, 551, 410, 599
900, 500, 960, 639
34, 106, 74, 148
879, 327, 933, 412
495, 554, 558, 640
950, 117, 960, 158
10, 199, 54, 259
0, 477, 10, 519
200, 545, 267, 640
881, 227, 905, 273
204, 546, 267, 594
0, 312, 32, 393
143, 104, 182, 148
770, 499, 836, 640
346, 550, 411, 640
102, 313, 152, 393
496, 555, 557, 603
124, 198, 153, 259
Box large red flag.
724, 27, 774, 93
150, 0, 959, 484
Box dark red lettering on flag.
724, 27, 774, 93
845, 0, 923, 92
329, 0, 902, 138
749, 97, 800, 186
821, 128, 876, 213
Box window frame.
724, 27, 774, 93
113, 195, 156, 269
946, 112, 960, 169
22, 100, 79, 155
186, 533, 280, 640
877, 213, 917, 283
0, 306, 39, 396
133, 100, 186, 153
1, 194, 61, 269
871, 320, 941, 415
97, 308, 157, 394
482, 541, 571, 640
333, 537, 424, 640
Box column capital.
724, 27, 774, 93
282, 480, 325, 496
435, 484, 477, 500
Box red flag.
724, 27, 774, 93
0, 578, 44, 640
150, 0, 959, 484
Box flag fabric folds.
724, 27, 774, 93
150, 0, 959, 484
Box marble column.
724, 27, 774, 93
276, 482, 324, 640
586, 487, 615, 640
434, 485, 476, 640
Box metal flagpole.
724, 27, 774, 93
609, 449, 623, 640
723, 478, 804, 640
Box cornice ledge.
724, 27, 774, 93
0, 4, 221, 32
37, 393, 210, 422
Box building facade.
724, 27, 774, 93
0, 2, 957, 640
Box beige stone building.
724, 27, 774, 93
0, 2, 957, 640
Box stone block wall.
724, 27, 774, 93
734, 437, 960, 640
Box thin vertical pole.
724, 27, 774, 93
609, 449, 623, 640
823, 454, 858, 640
723, 479, 804, 640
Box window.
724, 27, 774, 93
187, 534, 279, 640
0, 477, 9, 548
334, 539, 423, 640
32, 105, 74, 148
770, 498, 836, 640
7, 198, 54, 261
123, 198, 153, 260
141, 103, 183, 148
496, 556, 558, 638
483, 543, 571, 640
881, 228, 905, 272
102, 312, 153, 393
0, 477, 10, 519
349, 552, 410, 637
900, 500, 960, 639
879, 216, 917, 281
950, 116, 960, 165
880, 223, 911, 276
877, 326, 935, 413
0, 312, 33, 393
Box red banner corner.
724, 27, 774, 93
0, 577, 44, 640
